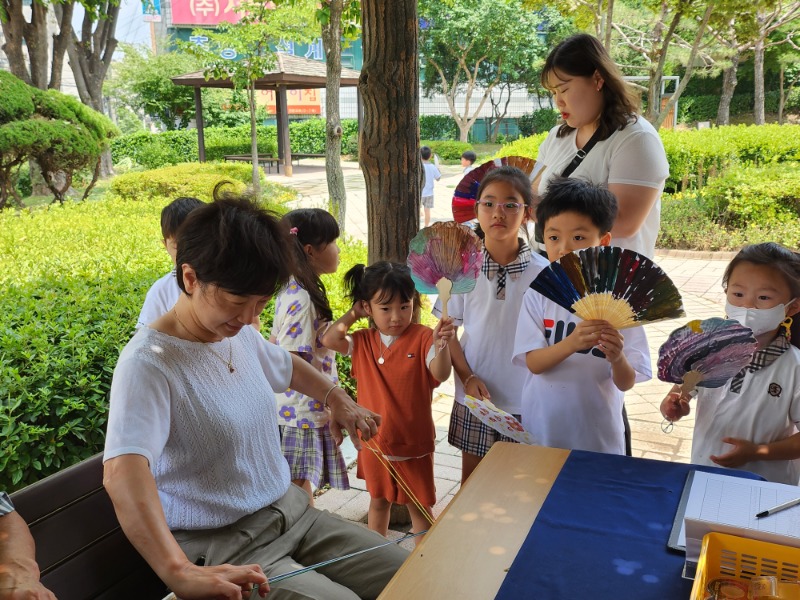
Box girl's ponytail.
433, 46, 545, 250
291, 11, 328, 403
344, 263, 367, 304
281, 209, 339, 322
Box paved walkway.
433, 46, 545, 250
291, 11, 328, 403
266, 160, 731, 547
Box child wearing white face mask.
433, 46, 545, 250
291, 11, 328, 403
661, 242, 800, 484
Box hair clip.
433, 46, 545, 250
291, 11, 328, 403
289, 227, 298, 236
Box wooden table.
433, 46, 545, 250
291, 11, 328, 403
379, 443, 569, 599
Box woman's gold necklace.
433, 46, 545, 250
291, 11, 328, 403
172, 308, 235, 373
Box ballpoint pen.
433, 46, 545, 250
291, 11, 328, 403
756, 497, 800, 518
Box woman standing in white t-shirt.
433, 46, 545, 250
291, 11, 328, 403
534, 33, 669, 259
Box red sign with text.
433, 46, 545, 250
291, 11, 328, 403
171, 0, 248, 26
255, 89, 321, 115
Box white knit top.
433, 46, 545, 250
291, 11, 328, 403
104, 325, 293, 530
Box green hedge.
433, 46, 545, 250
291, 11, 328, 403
420, 140, 473, 161
111, 124, 279, 169
107, 162, 294, 202
287, 118, 359, 155
1, 176, 365, 491
678, 90, 800, 124
657, 163, 800, 250
420, 115, 458, 141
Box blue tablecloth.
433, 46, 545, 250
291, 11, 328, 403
495, 450, 761, 600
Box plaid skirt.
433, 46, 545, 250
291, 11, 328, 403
448, 400, 521, 457
280, 423, 350, 491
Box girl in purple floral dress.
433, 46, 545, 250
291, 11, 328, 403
270, 209, 349, 502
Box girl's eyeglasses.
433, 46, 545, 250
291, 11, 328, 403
476, 200, 524, 214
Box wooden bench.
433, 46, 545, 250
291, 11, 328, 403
223, 154, 281, 174
11, 453, 168, 600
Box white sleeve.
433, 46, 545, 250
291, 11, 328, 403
607, 128, 669, 189
622, 325, 652, 383
104, 354, 172, 466
252, 328, 294, 393
512, 290, 547, 367
136, 274, 180, 329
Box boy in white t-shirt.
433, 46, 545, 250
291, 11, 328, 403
136, 197, 203, 329
420, 146, 441, 227
513, 178, 651, 454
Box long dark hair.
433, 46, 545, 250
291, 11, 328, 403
542, 33, 639, 141
724, 242, 800, 349
282, 208, 339, 322
176, 182, 293, 297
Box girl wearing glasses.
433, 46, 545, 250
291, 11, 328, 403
433, 165, 549, 483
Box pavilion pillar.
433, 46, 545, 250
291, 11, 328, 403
194, 87, 206, 162
276, 86, 293, 177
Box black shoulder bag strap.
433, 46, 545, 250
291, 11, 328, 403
535, 127, 605, 245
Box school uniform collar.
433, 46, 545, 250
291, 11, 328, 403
481, 239, 531, 300
729, 331, 790, 394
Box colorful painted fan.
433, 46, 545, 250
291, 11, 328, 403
529, 246, 685, 330
463, 395, 535, 445
452, 156, 540, 223
657, 317, 758, 394
407, 221, 482, 320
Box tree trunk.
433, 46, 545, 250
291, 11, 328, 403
66, 0, 119, 177
248, 83, 261, 197
604, 0, 614, 51
321, 0, 347, 231
753, 33, 766, 125
359, 0, 419, 264
716, 55, 740, 126
779, 64, 786, 125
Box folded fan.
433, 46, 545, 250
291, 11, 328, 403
407, 221, 482, 321
452, 156, 540, 223
463, 395, 535, 445
529, 246, 685, 330
657, 317, 758, 394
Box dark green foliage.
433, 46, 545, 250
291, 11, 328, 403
517, 109, 559, 137
0, 71, 35, 124
419, 115, 457, 141
678, 90, 800, 124
0, 72, 117, 207
111, 125, 279, 168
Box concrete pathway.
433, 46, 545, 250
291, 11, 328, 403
266, 160, 732, 547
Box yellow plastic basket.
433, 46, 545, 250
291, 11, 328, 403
691, 533, 800, 599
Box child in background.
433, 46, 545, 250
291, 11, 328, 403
513, 177, 651, 455
322, 262, 454, 540
271, 208, 349, 502
136, 196, 203, 329
661, 243, 800, 484
434, 166, 549, 483
421, 146, 441, 227
460, 150, 477, 175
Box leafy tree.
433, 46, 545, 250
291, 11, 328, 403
0, 71, 117, 207
182, 0, 316, 195
418, 0, 548, 142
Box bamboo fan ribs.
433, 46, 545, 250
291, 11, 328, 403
530, 246, 685, 330
407, 221, 482, 320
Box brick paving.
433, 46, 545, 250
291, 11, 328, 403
265, 160, 731, 548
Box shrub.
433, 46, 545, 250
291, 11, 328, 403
111, 125, 279, 168
109, 162, 260, 201
517, 109, 559, 137
420, 115, 457, 140
421, 140, 473, 161
494, 132, 548, 159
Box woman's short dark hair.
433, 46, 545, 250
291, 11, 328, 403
542, 33, 640, 141
536, 177, 618, 234
175, 182, 294, 297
